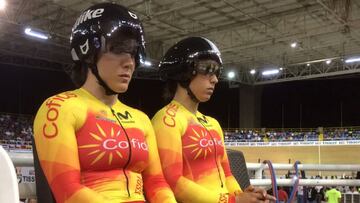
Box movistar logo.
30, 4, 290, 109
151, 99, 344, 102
197, 115, 208, 124
72, 8, 104, 30
117, 111, 132, 120
116, 111, 135, 123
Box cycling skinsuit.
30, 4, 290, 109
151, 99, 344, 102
151, 100, 242, 203
33, 88, 176, 203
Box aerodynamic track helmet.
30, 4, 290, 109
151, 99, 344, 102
70, 2, 146, 94
159, 37, 223, 102
159, 36, 222, 82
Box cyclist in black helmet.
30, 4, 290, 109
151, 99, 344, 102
33, 3, 176, 203
152, 36, 276, 203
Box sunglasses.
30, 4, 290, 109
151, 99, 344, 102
194, 61, 223, 77
107, 39, 139, 56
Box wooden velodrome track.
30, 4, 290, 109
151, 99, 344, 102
228, 145, 360, 176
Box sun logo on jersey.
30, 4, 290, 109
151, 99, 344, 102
183, 125, 223, 160
78, 122, 123, 166
76, 112, 148, 170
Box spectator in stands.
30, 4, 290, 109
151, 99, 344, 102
325, 186, 341, 203
297, 185, 305, 203
224, 127, 360, 143
277, 186, 288, 203
307, 186, 317, 203
346, 186, 359, 194
0, 114, 33, 150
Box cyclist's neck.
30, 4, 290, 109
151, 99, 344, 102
173, 87, 198, 115
82, 79, 118, 107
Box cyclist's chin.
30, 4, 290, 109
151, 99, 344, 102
198, 94, 212, 103
111, 82, 130, 93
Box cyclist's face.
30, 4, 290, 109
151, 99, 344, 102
188, 59, 220, 102
96, 40, 137, 93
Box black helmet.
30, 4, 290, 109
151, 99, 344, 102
69, 2, 146, 94
159, 37, 222, 103
70, 2, 145, 67
159, 36, 222, 82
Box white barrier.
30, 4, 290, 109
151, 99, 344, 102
251, 179, 360, 186
5, 151, 360, 198
247, 163, 360, 179
8, 151, 34, 167
225, 140, 360, 147
0, 146, 19, 203
247, 163, 360, 171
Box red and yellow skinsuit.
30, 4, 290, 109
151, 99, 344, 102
151, 100, 242, 203
33, 88, 176, 203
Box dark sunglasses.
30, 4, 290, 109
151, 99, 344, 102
107, 39, 139, 56
194, 61, 223, 77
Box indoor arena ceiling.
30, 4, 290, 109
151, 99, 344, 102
1, 0, 360, 84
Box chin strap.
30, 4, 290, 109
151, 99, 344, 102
186, 86, 200, 103
179, 79, 200, 103
89, 63, 119, 95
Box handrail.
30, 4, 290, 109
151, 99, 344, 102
251, 179, 360, 186
246, 163, 360, 171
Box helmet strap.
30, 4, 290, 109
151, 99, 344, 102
179, 80, 200, 103
180, 63, 200, 103
86, 36, 119, 95
186, 86, 200, 103
89, 63, 119, 95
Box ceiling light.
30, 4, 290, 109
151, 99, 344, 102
326, 60, 331, 65
227, 71, 235, 79
262, 69, 279, 76
144, 60, 152, 67
0, 0, 6, 10
345, 57, 360, 63
250, 69, 256, 75
290, 42, 297, 48
24, 27, 49, 40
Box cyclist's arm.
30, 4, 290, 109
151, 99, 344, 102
33, 96, 111, 203
213, 120, 242, 196
152, 114, 236, 203
141, 114, 177, 203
